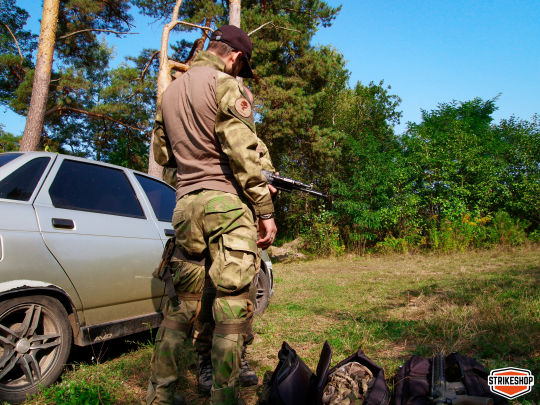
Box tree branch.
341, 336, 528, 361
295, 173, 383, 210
185, 17, 213, 66
175, 21, 214, 33
59, 29, 138, 40
248, 21, 273, 36
248, 21, 300, 36
2, 22, 24, 65
168, 59, 189, 72
44, 106, 144, 131
8, 64, 23, 82
140, 50, 160, 82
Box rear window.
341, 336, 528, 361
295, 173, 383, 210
0, 153, 22, 167
0, 157, 51, 201
49, 160, 145, 218
135, 174, 175, 222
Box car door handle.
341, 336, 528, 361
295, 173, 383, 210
52, 218, 75, 229
164, 229, 175, 237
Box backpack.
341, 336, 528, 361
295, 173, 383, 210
259, 341, 390, 405
394, 352, 509, 405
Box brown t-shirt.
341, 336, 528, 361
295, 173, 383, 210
161, 65, 244, 199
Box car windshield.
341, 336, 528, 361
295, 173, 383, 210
0, 153, 22, 167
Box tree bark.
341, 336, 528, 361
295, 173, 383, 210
147, 0, 184, 178
19, 0, 60, 151
229, 0, 242, 86
229, 0, 241, 27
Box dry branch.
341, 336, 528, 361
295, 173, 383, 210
140, 50, 160, 82
168, 60, 189, 72
175, 21, 214, 33
44, 106, 144, 131
59, 29, 138, 39
248, 21, 300, 36
2, 22, 24, 65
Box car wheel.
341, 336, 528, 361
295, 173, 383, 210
0, 295, 72, 404
253, 270, 270, 315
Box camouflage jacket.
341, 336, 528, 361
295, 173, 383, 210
153, 51, 274, 216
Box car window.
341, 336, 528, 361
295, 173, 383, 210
49, 160, 145, 218
0, 157, 50, 201
0, 153, 22, 167
135, 174, 175, 222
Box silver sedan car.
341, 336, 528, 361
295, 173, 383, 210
0, 152, 274, 404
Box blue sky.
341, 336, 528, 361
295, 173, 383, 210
3, 0, 539, 135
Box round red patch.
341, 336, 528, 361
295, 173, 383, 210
235, 97, 252, 118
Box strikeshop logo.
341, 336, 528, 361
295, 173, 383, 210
488, 367, 535, 399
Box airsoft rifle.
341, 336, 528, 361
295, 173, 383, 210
430, 353, 493, 405
262, 170, 327, 198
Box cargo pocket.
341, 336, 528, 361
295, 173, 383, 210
217, 234, 258, 292
172, 208, 195, 253
172, 209, 185, 228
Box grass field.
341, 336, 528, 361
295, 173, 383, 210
23, 246, 540, 405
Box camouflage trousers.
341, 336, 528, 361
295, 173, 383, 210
147, 190, 258, 405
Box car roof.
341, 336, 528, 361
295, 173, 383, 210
2, 151, 172, 188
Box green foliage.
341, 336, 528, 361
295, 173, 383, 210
0, 124, 20, 151
0, 0, 37, 107
39, 380, 114, 405
300, 209, 344, 257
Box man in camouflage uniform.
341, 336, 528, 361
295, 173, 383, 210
147, 25, 277, 405
192, 85, 277, 396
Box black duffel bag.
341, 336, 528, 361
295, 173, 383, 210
259, 341, 389, 405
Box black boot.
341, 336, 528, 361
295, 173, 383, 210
239, 350, 258, 387
198, 354, 213, 396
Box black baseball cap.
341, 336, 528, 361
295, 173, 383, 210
210, 25, 254, 79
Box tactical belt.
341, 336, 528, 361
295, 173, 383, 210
161, 318, 191, 333
214, 321, 249, 334
177, 291, 203, 301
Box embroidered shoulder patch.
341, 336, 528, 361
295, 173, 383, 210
235, 97, 252, 118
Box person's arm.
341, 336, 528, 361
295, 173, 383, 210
214, 74, 274, 216
152, 95, 177, 168
256, 137, 276, 172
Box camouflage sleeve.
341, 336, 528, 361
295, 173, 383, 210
256, 138, 276, 172
152, 96, 177, 168
215, 73, 274, 216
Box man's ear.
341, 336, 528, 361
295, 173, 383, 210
232, 51, 243, 63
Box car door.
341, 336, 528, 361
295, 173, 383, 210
129, 172, 177, 242
33, 156, 165, 326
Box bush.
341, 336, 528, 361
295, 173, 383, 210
300, 210, 345, 256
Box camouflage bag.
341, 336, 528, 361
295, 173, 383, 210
258, 342, 389, 405
322, 362, 373, 405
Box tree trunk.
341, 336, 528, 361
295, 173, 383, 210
229, 0, 241, 27
229, 0, 243, 86
19, 0, 60, 151
147, 0, 184, 179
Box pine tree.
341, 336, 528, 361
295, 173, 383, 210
9, 0, 137, 151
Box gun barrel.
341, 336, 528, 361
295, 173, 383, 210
262, 170, 327, 198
